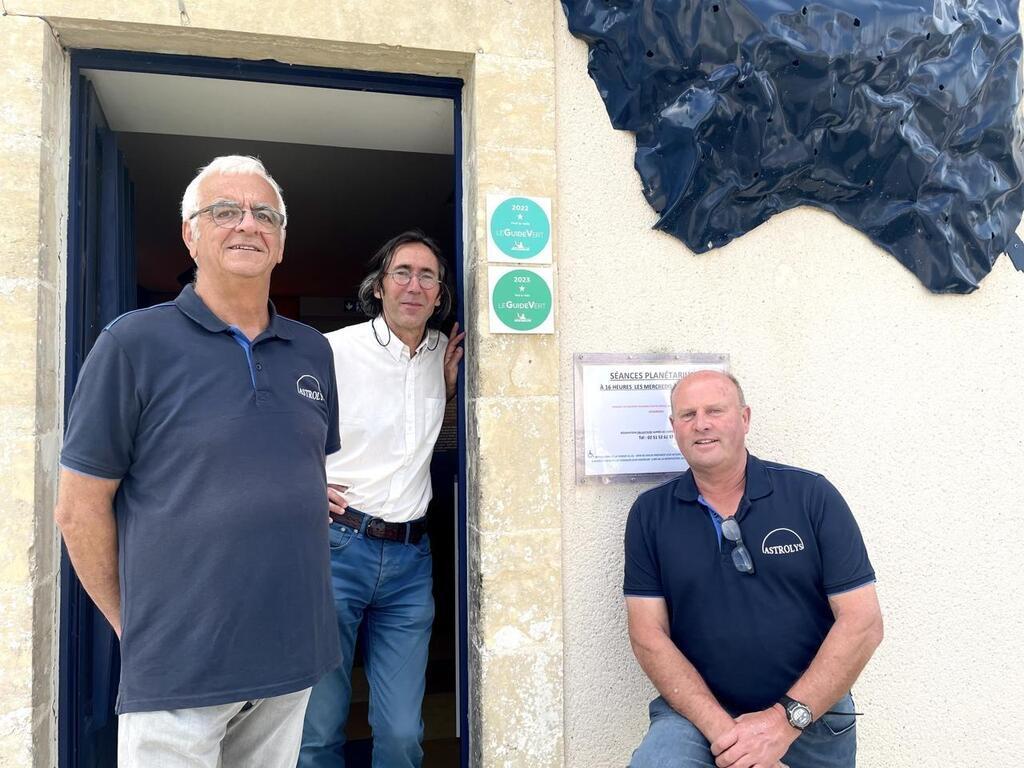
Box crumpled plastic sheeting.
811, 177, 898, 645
561, 0, 1024, 293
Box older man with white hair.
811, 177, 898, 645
55, 156, 341, 767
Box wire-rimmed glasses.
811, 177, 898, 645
189, 202, 286, 232
387, 269, 439, 290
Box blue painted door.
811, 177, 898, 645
62, 50, 467, 768
60, 74, 135, 768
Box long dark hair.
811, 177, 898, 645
357, 230, 453, 328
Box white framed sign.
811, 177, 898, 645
573, 353, 729, 484
488, 265, 555, 334
486, 194, 553, 264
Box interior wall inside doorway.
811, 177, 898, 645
116, 132, 456, 322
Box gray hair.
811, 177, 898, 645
357, 230, 453, 325
670, 370, 747, 408
180, 155, 286, 238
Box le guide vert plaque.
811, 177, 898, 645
573, 353, 729, 484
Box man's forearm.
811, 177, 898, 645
711, 587, 883, 767
631, 631, 734, 740
60, 510, 121, 635
712, 627, 877, 768
786, 607, 883, 718
55, 472, 122, 637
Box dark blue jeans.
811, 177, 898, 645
629, 693, 858, 768
297, 520, 434, 768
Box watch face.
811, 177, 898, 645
791, 704, 812, 728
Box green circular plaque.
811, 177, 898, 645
490, 197, 551, 259
492, 269, 552, 331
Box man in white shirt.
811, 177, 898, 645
298, 230, 464, 768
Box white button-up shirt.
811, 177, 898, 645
325, 317, 447, 523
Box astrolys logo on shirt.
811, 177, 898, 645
761, 528, 805, 555
296, 375, 325, 402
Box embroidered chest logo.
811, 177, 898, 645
296, 375, 325, 402
761, 528, 805, 556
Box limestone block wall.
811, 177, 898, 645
555, 13, 1024, 768
0, 13, 68, 768
0, 2, 561, 765
464, 10, 564, 768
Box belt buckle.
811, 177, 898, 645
367, 518, 387, 538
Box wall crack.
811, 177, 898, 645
2, 8, 64, 47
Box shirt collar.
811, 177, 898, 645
673, 451, 773, 503
264, 303, 294, 340
174, 283, 293, 340
371, 315, 432, 361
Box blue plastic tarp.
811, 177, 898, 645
562, 0, 1024, 292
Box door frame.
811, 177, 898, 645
62, 48, 468, 768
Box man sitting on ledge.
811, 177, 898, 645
624, 370, 883, 768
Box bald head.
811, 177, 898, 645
670, 370, 746, 410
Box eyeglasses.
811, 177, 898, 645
387, 269, 439, 290
189, 203, 286, 232
721, 517, 755, 574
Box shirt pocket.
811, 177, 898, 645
422, 396, 446, 442
338, 410, 369, 437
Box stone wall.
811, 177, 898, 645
0, 12, 69, 768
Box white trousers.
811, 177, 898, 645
118, 687, 312, 768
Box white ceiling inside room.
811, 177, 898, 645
84, 68, 454, 155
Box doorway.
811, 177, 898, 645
62, 50, 467, 768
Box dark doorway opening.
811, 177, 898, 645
63, 52, 467, 768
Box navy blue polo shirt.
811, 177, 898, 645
624, 453, 875, 715
61, 284, 341, 714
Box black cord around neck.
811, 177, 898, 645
372, 311, 439, 352
371, 314, 392, 348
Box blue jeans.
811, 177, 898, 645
297, 518, 434, 768
629, 693, 857, 768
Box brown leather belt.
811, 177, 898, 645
332, 507, 428, 544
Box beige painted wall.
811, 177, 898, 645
555, 14, 1024, 768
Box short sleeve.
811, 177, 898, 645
815, 476, 876, 595
624, 498, 664, 597
60, 330, 141, 480
325, 353, 341, 456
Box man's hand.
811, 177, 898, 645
711, 706, 799, 768
327, 483, 349, 523
443, 321, 465, 401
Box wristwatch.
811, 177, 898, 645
778, 695, 813, 730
